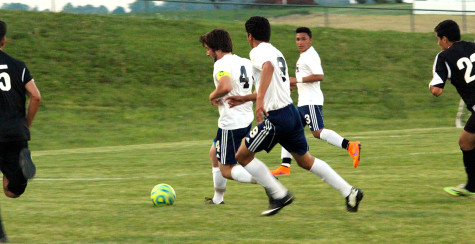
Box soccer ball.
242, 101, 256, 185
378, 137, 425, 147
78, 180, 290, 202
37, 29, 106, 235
151, 183, 176, 206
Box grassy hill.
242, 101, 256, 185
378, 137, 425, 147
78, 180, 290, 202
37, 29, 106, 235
0, 10, 470, 150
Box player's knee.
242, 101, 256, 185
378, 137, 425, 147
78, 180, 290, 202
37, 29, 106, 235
312, 130, 322, 139
3, 186, 21, 198
459, 139, 475, 151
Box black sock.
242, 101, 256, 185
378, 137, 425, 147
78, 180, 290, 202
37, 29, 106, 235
282, 157, 291, 166
462, 148, 475, 192
342, 139, 349, 150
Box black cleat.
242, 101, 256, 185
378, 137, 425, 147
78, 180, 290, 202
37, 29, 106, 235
19, 148, 36, 180
346, 187, 363, 212
261, 191, 294, 216
204, 197, 224, 205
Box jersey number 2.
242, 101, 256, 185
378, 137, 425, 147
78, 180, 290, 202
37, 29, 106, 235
457, 53, 475, 84
0, 65, 11, 91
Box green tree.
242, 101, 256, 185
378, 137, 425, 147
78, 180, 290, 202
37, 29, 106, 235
112, 6, 126, 14
1, 3, 30, 11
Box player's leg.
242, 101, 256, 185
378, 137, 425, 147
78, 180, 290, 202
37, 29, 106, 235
217, 125, 256, 184
270, 147, 292, 175
300, 105, 361, 168
291, 151, 363, 212
1, 141, 28, 199
235, 121, 293, 216
444, 112, 475, 197
206, 143, 227, 205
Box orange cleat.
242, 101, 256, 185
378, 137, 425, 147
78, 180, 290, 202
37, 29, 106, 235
271, 165, 290, 175
348, 141, 361, 168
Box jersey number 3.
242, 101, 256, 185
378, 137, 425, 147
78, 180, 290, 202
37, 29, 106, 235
0, 65, 11, 91
457, 53, 475, 84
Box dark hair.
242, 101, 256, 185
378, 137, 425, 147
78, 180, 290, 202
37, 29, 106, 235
245, 16, 270, 42
434, 20, 461, 42
199, 29, 233, 53
0, 21, 6, 40
296, 27, 312, 38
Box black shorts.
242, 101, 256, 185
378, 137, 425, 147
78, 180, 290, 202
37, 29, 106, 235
0, 141, 28, 195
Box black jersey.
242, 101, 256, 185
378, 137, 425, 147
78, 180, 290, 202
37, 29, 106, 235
430, 41, 475, 111
0, 50, 33, 142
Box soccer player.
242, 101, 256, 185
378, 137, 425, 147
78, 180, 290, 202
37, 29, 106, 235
0, 20, 40, 242
200, 29, 258, 205
232, 16, 363, 216
429, 20, 475, 197
271, 27, 361, 176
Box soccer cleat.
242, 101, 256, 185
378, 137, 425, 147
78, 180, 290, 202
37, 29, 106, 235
444, 184, 475, 198
348, 141, 361, 168
204, 197, 225, 205
345, 187, 363, 212
261, 191, 294, 216
19, 148, 36, 180
270, 166, 290, 176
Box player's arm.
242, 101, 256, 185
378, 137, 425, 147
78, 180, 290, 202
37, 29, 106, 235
289, 74, 324, 90
209, 74, 232, 104
226, 91, 257, 108
25, 80, 41, 127
255, 61, 273, 123
429, 53, 447, 97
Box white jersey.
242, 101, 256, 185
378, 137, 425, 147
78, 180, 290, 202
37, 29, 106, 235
296, 46, 324, 106
249, 42, 292, 112
213, 54, 254, 130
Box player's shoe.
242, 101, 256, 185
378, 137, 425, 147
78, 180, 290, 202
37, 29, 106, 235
345, 187, 363, 212
270, 166, 290, 175
204, 197, 225, 205
19, 148, 36, 180
444, 184, 475, 198
348, 141, 361, 168
261, 191, 294, 216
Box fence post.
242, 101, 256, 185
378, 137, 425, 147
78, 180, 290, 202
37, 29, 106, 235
410, 9, 415, 32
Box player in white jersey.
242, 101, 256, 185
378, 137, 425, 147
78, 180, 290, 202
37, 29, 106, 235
199, 29, 258, 205
230, 16, 363, 216
271, 27, 361, 176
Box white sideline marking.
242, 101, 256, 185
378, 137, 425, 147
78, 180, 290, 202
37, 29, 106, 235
33, 127, 458, 157
34, 173, 194, 182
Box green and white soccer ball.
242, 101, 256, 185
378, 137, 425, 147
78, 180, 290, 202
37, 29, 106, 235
151, 183, 176, 206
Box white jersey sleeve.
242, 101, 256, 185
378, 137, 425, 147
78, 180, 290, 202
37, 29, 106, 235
249, 43, 292, 112
213, 54, 254, 130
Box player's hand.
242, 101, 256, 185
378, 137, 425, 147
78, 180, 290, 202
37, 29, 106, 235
226, 96, 246, 108
255, 100, 268, 124
210, 98, 222, 106
289, 77, 298, 91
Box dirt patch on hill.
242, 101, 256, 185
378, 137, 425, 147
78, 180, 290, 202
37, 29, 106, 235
269, 14, 475, 33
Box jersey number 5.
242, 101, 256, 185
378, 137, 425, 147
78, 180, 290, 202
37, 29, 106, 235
240, 66, 250, 89
457, 53, 475, 84
0, 65, 11, 91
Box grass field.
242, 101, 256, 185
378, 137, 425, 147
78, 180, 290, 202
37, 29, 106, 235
2, 126, 472, 243
0, 8, 474, 243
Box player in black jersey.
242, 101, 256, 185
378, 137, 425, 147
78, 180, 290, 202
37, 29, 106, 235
0, 20, 41, 242
429, 20, 475, 197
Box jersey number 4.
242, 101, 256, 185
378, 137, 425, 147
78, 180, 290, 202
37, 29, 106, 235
457, 53, 475, 84
0, 65, 11, 91
240, 66, 250, 89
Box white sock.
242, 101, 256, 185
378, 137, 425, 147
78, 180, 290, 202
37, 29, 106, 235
281, 147, 292, 167
309, 158, 352, 197
212, 167, 226, 203
244, 158, 287, 199
320, 129, 345, 149
231, 165, 257, 184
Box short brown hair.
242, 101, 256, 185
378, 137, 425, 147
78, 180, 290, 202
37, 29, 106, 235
199, 29, 233, 53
